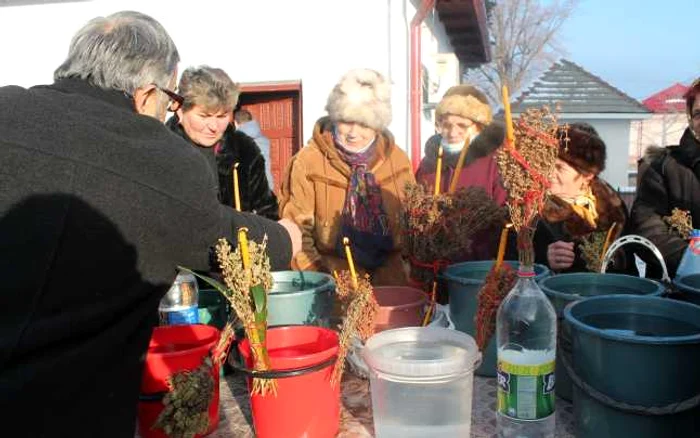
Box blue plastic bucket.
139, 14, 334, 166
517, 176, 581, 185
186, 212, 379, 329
443, 260, 550, 376
564, 295, 700, 437
540, 273, 664, 401
673, 273, 700, 306
267, 271, 336, 327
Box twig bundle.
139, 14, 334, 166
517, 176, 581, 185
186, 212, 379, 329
475, 264, 517, 351
331, 270, 378, 386
664, 208, 693, 240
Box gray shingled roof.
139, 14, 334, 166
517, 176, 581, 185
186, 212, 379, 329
511, 59, 650, 114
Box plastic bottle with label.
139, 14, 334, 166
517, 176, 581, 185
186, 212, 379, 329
675, 229, 700, 279
159, 271, 200, 326
496, 264, 557, 438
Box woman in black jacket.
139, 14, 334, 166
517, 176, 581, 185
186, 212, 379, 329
534, 123, 627, 273
166, 66, 279, 220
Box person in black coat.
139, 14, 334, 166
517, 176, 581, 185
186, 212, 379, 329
534, 123, 627, 273
629, 78, 700, 278
0, 12, 299, 437
166, 66, 279, 219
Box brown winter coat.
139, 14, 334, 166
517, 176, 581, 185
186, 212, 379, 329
279, 117, 416, 285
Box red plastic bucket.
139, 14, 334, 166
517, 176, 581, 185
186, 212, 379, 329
238, 326, 340, 438
138, 324, 221, 438
373, 286, 427, 332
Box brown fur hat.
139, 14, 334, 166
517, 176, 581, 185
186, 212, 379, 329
435, 85, 492, 126
325, 69, 392, 132
558, 122, 607, 175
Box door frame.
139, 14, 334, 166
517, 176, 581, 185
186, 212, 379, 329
238, 81, 303, 153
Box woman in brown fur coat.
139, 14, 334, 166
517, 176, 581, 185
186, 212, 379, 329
534, 123, 627, 273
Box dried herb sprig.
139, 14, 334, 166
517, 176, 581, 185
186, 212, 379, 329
497, 104, 560, 266
332, 270, 378, 386
664, 208, 693, 240
153, 357, 215, 438
579, 231, 608, 273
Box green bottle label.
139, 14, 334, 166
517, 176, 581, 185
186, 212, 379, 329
497, 359, 555, 420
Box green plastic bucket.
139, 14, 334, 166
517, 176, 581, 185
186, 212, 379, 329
267, 271, 336, 327
540, 273, 664, 401
198, 289, 229, 330
444, 260, 550, 376
673, 273, 700, 306
564, 295, 700, 437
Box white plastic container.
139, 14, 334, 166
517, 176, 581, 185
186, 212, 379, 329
362, 327, 480, 437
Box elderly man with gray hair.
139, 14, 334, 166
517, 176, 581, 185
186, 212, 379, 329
0, 11, 300, 437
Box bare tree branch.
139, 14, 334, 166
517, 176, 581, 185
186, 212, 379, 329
465, 0, 578, 105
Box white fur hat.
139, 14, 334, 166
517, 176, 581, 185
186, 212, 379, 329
325, 68, 392, 132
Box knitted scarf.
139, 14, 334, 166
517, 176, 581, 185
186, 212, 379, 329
334, 136, 394, 270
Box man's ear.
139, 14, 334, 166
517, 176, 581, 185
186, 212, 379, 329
132, 85, 157, 116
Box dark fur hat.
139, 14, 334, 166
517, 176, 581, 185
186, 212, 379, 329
557, 122, 607, 174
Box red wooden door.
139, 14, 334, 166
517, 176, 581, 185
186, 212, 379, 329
238, 85, 302, 195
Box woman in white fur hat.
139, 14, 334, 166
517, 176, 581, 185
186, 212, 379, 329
279, 68, 415, 286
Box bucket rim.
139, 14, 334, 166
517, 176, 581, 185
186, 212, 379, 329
362, 326, 480, 378
674, 274, 700, 292
563, 294, 700, 344
539, 273, 664, 301
238, 325, 339, 369
442, 260, 549, 285
269, 270, 336, 297
148, 324, 220, 358
373, 286, 427, 310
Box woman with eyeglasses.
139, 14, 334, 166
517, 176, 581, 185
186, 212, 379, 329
166, 66, 278, 219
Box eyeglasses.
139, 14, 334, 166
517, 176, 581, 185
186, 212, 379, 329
154, 85, 184, 112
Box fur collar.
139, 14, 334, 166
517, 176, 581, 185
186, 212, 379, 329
643, 128, 700, 171
541, 177, 626, 238
421, 121, 505, 170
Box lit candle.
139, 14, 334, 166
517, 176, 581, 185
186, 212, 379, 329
233, 162, 242, 212
495, 224, 513, 271
502, 85, 515, 146
238, 227, 251, 270
600, 222, 618, 263
342, 237, 359, 290
434, 145, 443, 196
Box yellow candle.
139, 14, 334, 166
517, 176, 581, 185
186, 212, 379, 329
495, 224, 512, 271
600, 222, 618, 262
502, 85, 515, 145
238, 227, 251, 270
434, 145, 443, 196
233, 162, 242, 212
342, 237, 359, 290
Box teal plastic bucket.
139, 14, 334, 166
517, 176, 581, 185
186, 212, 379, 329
673, 273, 700, 306
198, 289, 229, 330
540, 273, 664, 401
564, 295, 700, 437
268, 271, 336, 327
444, 260, 550, 376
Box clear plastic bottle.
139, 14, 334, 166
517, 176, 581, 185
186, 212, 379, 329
496, 264, 557, 438
675, 229, 700, 279
159, 271, 199, 326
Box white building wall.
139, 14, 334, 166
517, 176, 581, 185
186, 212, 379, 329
629, 113, 687, 164
0, 0, 462, 159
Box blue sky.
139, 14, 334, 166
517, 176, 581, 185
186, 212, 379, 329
558, 0, 700, 100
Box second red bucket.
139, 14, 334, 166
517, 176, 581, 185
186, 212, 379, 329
238, 325, 340, 438
138, 324, 221, 438
372, 286, 426, 332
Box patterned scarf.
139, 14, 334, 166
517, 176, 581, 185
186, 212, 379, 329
333, 133, 394, 269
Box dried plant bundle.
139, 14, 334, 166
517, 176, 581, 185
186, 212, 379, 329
664, 208, 693, 240
402, 183, 507, 269
497, 106, 560, 266
153, 358, 216, 438
579, 231, 607, 273
475, 263, 517, 351
332, 270, 378, 386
